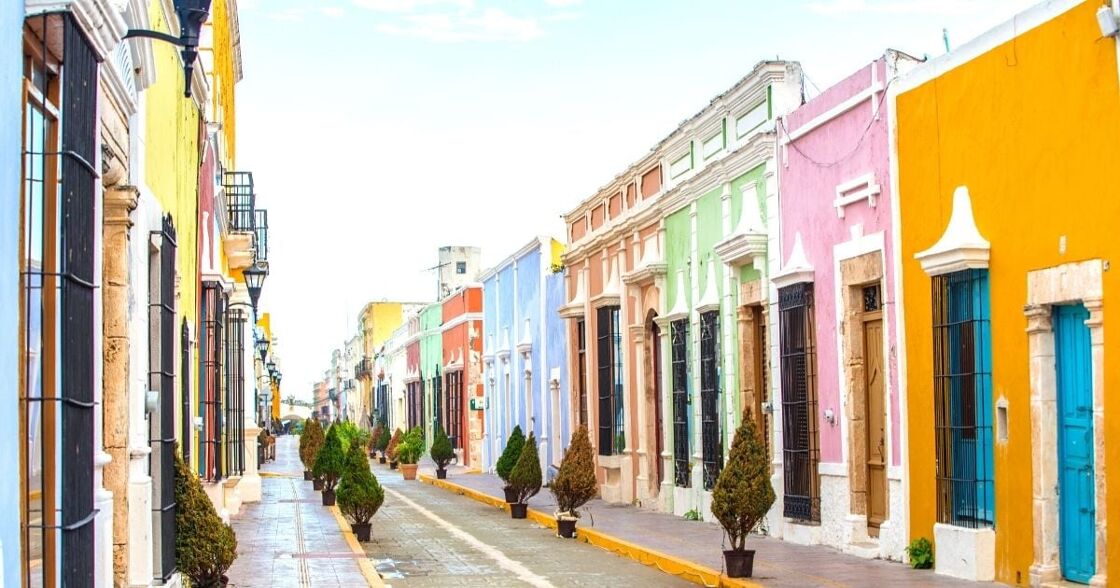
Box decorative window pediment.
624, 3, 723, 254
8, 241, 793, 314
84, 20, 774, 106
714, 181, 767, 268
915, 186, 990, 277
622, 234, 667, 285
771, 232, 815, 288
558, 270, 587, 319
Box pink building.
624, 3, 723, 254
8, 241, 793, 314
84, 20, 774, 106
771, 52, 919, 560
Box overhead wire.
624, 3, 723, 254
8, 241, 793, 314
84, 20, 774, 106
778, 74, 896, 169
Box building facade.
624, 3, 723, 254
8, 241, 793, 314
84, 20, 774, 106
441, 286, 484, 467
893, 1, 1120, 583
437, 245, 481, 300
481, 238, 569, 476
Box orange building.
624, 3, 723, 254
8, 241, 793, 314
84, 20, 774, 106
441, 287, 484, 468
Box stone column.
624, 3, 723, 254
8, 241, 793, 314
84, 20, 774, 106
630, 319, 649, 503
1025, 303, 1059, 586
233, 283, 262, 503
102, 185, 137, 587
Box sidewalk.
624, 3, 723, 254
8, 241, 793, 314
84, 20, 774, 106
225, 436, 379, 587
417, 465, 989, 588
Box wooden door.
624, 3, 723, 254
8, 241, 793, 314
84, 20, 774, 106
1055, 304, 1095, 583
863, 313, 887, 536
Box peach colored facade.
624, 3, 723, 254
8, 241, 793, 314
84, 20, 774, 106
441, 287, 484, 468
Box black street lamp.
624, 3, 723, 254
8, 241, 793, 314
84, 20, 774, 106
124, 0, 213, 98
255, 336, 268, 362
266, 360, 277, 376
243, 263, 267, 314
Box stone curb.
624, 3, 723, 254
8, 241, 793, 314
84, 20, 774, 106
418, 474, 762, 588
328, 503, 386, 587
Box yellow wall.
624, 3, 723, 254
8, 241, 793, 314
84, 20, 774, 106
896, 2, 1120, 582
361, 302, 409, 352
208, 0, 237, 168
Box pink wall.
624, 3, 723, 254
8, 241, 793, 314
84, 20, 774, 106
779, 58, 901, 466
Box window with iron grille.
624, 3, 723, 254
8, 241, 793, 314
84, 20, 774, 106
933, 269, 994, 528
149, 215, 178, 581
19, 14, 98, 583
700, 311, 722, 490
407, 381, 418, 430
182, 319, 191, 464
224, 171, 255, 232
576, 319, 587, 428
779, 282, 820, 522
225, 308, 246, 477
596, 306, 623, 455
671, 319, 691, 488
446, 370, 463, 450
200, 282, 225, 481
432, 367, 442, 436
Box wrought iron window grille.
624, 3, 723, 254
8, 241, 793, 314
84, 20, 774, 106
700, 311, 722, 491
779, 282, 821, 522
596, 306, 623, 456
223, 171, 256, 233
671, 319, 691, 488
200, 282, 225, 482
576, 319, 588, 429
149, 215, 178, 581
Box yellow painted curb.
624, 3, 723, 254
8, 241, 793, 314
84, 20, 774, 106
328, 504, 385, 587
419, 475, 761, 588
260, 471, 302, 478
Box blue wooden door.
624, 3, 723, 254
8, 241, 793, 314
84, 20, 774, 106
1054, 304, 1095, 583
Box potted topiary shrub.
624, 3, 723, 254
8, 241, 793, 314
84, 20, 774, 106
313, 425, 347, 506
397, 426, 425, 481
337, 442, 384, 542
377, 426, 391, 465
496, 425, 525, 503
430, 425, 454, 479
550, 425, 597, 538
507, 432, 541, 519
175, 444, 237, 587
300, 417, 324, 483
368, 423, 383, 458
386, 429, 402, 470
711, 410, 774, 578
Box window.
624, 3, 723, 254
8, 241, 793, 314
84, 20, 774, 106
407, 381, 420, 430
576, 319, 587, 428
933, 269, 994, 527
20, 14, 98, 585
431, 367, 442, 436
200, 282, 225, 481
445, 370, 462, 450
700, 311, 722, 490
671, 319, 690, 488
596, 306, 623, 456
149, 216, 177, 581
225, 308, 246, 477
181, 320, 191, 465
779, 282, 820, 522
456, 261, 467, 274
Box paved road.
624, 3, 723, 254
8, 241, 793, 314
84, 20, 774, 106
364, 464, 692, 587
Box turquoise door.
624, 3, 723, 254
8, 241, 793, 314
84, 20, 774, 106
1054, 304, 1095, 584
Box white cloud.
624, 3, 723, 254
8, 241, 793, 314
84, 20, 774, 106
545, 0, 582, 6
376, 7, 543, 42
353, 0, 474, 13
808, 0, 1031, 16
320, 6, 346, 17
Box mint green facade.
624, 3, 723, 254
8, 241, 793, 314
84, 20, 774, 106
419, 304, 443, 447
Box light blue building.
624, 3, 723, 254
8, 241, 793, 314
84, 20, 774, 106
2, 1, 25, 584
480, 237, 570, 477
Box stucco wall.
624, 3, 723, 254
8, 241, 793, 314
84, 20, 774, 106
895, 1, 1120, 582
1, 2, 24, 584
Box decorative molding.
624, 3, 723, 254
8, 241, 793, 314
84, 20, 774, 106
658, 269, 690, 324
713, 180, 767, 268
622, 233, 667, 285
783, 81, 884, 144
223, 233, 254, 270
915, 186, 990, 277
772, 232, 815, 288
516, 318, 532, 357
27, 0, 127, 60
833, 172, 880, 218
695, 254, 721, 313
440, 311, 482, 334
558, 270, 587, 319
590, 258, 621, 308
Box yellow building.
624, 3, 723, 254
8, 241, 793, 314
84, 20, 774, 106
357, 301, 425, 426
892, 1, 1120, 584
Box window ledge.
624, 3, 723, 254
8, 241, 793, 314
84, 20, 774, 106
598, 454, 622, 469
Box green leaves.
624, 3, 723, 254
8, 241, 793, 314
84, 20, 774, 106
550, 426, 597, 517
174, 444, 237, 585
509, 432, 542, 504
337, 443, 385, 526
906, 537, 934, 569
313, 424, 348, 490
496, 425, 525, 483
396, 426, 426, 465
711, 410, 774, 552
430, 424, 454, 469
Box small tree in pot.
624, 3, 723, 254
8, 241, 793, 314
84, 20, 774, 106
313, 425, 347, 506
174, 444, 237, 587
430, 425, 454, 479
507, 432, 541, 519
711, 410, 774, 578
368, 423, 383, 458
337, 442, 384, 542
496, 425, 525, 503
376, 425, 391, 464
549, 426, 597, 538
300, 418, 324, 483
397, 426, 425, 481
386, 429, 403, 470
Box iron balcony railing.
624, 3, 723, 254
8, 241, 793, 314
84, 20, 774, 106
254, 208, 268, 263
355, 357, 372, 378
343, 379, 357, 392
223, 171, 256, 233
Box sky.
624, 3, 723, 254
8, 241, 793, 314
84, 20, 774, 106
234, 0, 1038, 401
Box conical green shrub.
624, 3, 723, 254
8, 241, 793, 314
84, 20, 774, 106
337, 443, 384, 526
300, 418, 324, 472
496, 425, 525, 484
314, 424, 347, 491
386, 428, 403, 462
550, 425, 598, 517
430, 424, 454, 470
711, 410, 774, 552
377, 426, 391, 453
509, 432, 542, 504
174, 444, 237, 587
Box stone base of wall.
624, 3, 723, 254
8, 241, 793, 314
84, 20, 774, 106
934, 523, 995, 581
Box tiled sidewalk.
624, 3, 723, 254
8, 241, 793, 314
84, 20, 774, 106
418, 465, 990, 588
225, 436, 374, 587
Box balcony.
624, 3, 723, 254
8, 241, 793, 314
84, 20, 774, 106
223, 171, 257, 270
342, 379, 357, 392
254, 208, 269, 264
355, 357, 372, 379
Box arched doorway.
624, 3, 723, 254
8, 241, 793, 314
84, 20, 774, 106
646, 310, 664, 493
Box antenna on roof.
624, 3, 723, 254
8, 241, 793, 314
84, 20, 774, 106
942, 28, 951, 53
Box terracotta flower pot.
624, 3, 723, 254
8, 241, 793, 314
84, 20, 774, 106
321, 489, 336, 506
503, 486, 517, 504
436, 467, 447, 480
352, 522, 371, 542
400, 463, 418, 481
723, 549, 756, 578
557, 518, 576, 538
312, 478, 323, 491
510, 503, 528, 519
303, 470, 312, 481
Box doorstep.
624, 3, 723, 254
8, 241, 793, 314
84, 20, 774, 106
418, 474, 759, 588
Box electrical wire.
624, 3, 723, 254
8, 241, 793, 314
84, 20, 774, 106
779, 75, 896, 169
